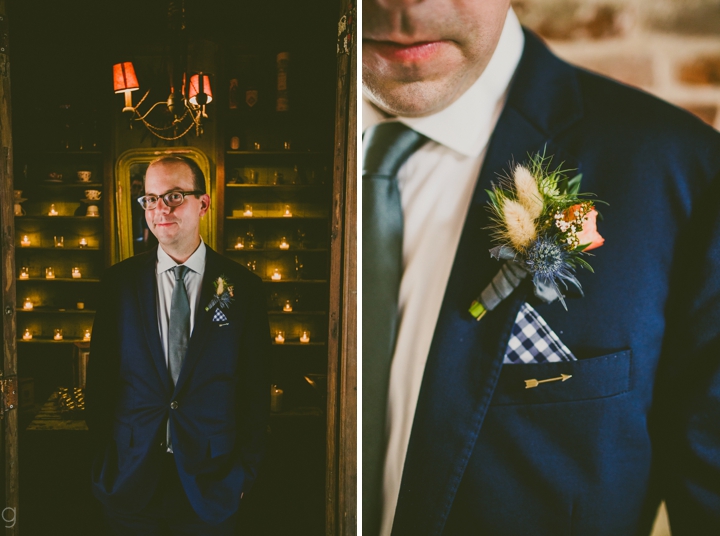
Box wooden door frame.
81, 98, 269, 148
0, 0, 19, 533
326, 1, 357, 534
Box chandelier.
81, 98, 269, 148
112, 1, 212, 141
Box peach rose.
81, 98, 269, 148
576, 209, 604, 251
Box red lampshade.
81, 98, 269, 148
113, 62, 139, 93
188, 74, 213, 105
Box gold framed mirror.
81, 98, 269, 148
114, 148, 216, 262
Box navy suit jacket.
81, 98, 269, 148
85, 245, 270, 524
388, 31, 720, 535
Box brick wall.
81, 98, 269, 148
514, 0, 720, 130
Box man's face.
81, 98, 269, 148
363, 0, 511, 117
144, 161, 209, 249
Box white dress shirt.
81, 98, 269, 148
362, 9, 525, 535
156, 238, 207, 452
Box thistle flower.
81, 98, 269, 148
525, 236, 583, 310
502, 199, 537, 249
513, 164, 543, 221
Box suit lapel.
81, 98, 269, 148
172, 246, 222, 396
136, 248, 173, 396
391, 31, 584, 535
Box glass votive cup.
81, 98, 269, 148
53, 328, 63, 341
274, 331, 285, 344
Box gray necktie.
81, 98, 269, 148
168, 265, 190, 384
363, 122, 427, 535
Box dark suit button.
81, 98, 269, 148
160, 441, 166, 449
170, 401, 179, 410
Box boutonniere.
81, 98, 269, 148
205, 275, 234, 312
469, 152, 606, 321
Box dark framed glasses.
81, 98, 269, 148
137, 190, 204, 210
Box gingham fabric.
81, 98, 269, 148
503, 302, 576, 364
212, 308, 228, 323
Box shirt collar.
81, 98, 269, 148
157, 237, 206, 276
362, 7, 524, 158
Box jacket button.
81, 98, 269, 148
170, 401, 179, 410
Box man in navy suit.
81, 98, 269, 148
363, 1, 720, 535
86, 156, 270, 534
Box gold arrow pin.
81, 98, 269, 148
524, 374, 572, 389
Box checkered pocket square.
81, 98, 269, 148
503, 302, 576, 364
212, 309, 228, 323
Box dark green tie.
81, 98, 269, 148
168, 265, 190, 384
363, 122, 427, 535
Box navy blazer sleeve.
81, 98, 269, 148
660, 167, 720, 532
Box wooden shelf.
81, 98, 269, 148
270, 406, 324, 418
225, 184, 327, 189
17, 308, 96, 314
225, 216, 327, 221
226, 150, 331, 156
16, 216, 103, 221
17, 278, 101, 283
272, 342, 326, 346
18, 338, 89, 344
267, 311, 326, 316
19, 150, 103, 155
16, 247, 101, 251
20, 182, 103, 189
261, 279, 327, 284
225, 248, 327, 253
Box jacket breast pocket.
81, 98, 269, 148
491, 349, 632, 405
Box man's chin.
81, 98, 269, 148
363, 76, 464, 118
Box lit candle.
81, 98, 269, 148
22, 329, 32, 340
45, 267, 55, 279
79, 237, 88, 248
20, 235, 31, 247
283, 205, 292, 217
71, 267, 82, 279
20, 267, 29, 279
271, 269, 282, 281
300, 331, 311, 344
54, 236, 64, 248
243, 204, 253, 217
274, 331, 285, 344
234, 237, 245, 249
254, 142, 261, 151
83, 329, 91, 341
270, 385, 284, 412
48, 204, 58, 216
76, 302, 85, 310
23, 298, 33, 310
283, 300, 293, 312
279, 237, 290, 250
53, 329, 63, 341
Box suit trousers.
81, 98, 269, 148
102, 453, 238, 536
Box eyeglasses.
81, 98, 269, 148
137, 190, 204, 210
